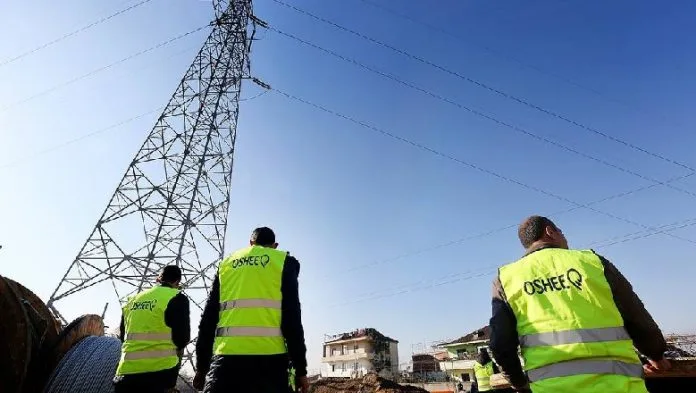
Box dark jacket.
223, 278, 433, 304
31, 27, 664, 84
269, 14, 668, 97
195, 252, 307, 390
113, 286, 191, 391
489, 244, 667, 390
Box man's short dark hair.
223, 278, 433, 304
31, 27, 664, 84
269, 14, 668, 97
518, 215, 556, 249
160, 265, 182, 283
251, 227, 276, 246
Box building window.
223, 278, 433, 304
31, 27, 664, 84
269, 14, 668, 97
331, 364, 335, 372
341, 362, 346, 371
342, 344, 347, 355
353, 362, 358, 371
354, 343, 359, 352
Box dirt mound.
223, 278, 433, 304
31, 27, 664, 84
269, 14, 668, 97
310, 373, 428, 393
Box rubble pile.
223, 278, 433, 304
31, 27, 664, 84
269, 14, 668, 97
310, 373, 428, 393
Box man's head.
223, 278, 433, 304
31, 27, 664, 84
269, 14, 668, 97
518, 215, 568, 250
250, 226, 278, 249
157, 265, 182, 288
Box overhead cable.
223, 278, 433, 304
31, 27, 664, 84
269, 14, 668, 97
0, 0, 156, 68
357, 0, 681, 129
271, 87, 696, 246
270, 0, 695, 172
0, 24, 209, 112
332, 171, 694, 274
0, 106, 164, 169
332, 217, 696, 306
269, 26, 696, 200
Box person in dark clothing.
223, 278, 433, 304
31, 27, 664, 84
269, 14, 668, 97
113, 265, 191, 393
193, 227, 309, 393
489, 216, 670, 392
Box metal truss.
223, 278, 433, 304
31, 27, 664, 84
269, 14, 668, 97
47, 0, 256, 363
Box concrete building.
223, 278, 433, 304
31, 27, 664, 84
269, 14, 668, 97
436, 326, 491, 382
321, 328, 399, 379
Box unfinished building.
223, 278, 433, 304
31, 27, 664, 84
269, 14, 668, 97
321, 328, 399, 379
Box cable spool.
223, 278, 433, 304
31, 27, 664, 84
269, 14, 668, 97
0, 275, 61, 393
44, 335, 122, 393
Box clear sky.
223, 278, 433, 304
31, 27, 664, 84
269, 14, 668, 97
1, 0, 695, 373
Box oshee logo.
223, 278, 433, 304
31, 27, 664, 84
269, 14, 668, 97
131, 299, 158, 311
231, 254, 270, 268
523, 268, 583, 295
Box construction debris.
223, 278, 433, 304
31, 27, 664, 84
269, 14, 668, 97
310, 373, 428, 393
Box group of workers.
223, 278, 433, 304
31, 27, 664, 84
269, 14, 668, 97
112, 216, 671, 392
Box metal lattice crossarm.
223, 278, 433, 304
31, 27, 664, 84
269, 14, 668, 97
48, 0, 256, 326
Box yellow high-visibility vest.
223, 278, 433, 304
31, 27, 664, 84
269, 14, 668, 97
473, 361, 494, 391
116, 286, 180, 375
499, 248, 647, 393
214, 245, 288, 355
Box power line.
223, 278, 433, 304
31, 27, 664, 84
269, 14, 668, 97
333, 172, 694, 274
270, 0, 695, 173
270, 86, 696, 246
356, 0, 683, 131
0, 106, 163, 169
269, 26, 696, 200
0, 0, 156, 68
0, 87, 268, 170
329, 217, 696, 307
588, 217, 696, 248
0, 24, 209, 112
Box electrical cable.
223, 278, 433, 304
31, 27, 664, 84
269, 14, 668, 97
356, 0, 682, 130
0, 24, 209, 113
44, 335, 122, 393
331, 217, 696, 306
269, 26, 696, 200
333, 171, 695, 274
270, 0, 695, 173
0, 106, 164, 170
0, 0, 156, 68
270, 87, 696, 246
0, 84, 268, 170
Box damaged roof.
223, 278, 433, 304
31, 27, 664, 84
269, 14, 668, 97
440, 326, 491, 346
325, 327, 398, 344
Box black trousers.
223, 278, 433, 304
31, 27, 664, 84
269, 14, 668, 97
113, 365, 179, 393
203, 355, 291, 393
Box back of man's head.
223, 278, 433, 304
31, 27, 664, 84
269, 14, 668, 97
159, 265, 182, 286
518, 215, 563, 249
250, 227, 277, 248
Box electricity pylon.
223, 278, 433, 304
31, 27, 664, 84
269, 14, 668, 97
47, 0, 262, 371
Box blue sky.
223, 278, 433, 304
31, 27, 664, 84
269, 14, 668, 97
1, 0, 695, 372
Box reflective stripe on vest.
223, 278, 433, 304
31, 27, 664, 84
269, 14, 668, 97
520, 326, 631, 348
528, 359, 644, 382
116, 286, 181, 376
498, 248, 647, 393
214, 245, 288, 356
220, 298, 282, 311
473, 362, 494, 391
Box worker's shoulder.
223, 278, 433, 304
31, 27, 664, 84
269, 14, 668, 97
284, 252, 300, 267
170, 291, 190, 305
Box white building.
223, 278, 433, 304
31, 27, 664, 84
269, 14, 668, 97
321, 328, 399, 379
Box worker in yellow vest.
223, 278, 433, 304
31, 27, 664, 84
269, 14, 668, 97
489, 216, 670, 393
472, 348, 498, 392
193, 227, 309, 393
113, 265, 191, 393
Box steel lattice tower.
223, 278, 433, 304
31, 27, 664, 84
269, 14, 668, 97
47, 0, 257, 356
